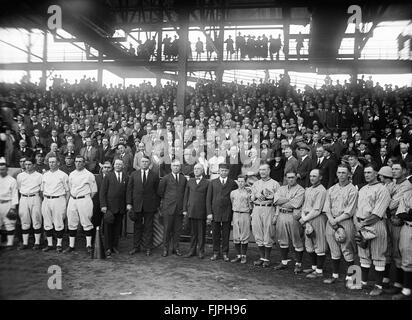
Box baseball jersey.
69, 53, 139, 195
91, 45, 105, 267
68, 169, 97, 197
323, 182, 358, 218
230, 188, 252, 212
0, 175, 19, 206
356, 182, 391, 219
251, 178, 280, 206
396, 189, 412, 216
273, 184, 305, 211
16, 171, 42, 194
388, 179, 412, 212
41, 169, 69, 196
301, 184, 327, 220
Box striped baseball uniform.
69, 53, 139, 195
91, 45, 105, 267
250, 178, 280, 247
230, 188, 252, 244
274, 183, 305, 250
383, 181, 396, 264
323, 182, 358, 261
41, 169, 69, 232
395, 191, 412, 272
356, 182, 391, 269
0, 174, 19, 231
67, 169, 97, 231
16, 171, 43, 230
301, 183, 327, 255
387, 179, 412, 268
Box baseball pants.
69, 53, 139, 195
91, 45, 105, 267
325, 219, 356, 261
399, 222, 412, 272
384, 218, 393, 264
19, 195, 42, 230
388, 222, 402, 268
67, 196, 94, 231
251, 207, 274, 247
42, 197, 66, 231
357, 219, 387, 269
0, 201, 16, 231
233, 211, 251, 244
305, 214, 327, 255
276, 212, 304, 251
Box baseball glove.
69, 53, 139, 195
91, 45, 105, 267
355, 231, 369, 249
360, 226, 377, 240
334, 224, 347, 244
128, 209, 137, 222
390, 215, 404, 227
104, 210, 115, 225
305, 222, 315, 238
6, 208, 18, 220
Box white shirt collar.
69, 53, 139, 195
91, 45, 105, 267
301, 155, 308, 161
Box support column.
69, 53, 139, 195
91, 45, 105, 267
157, 28, 163, 62
27, 29, 32, 81
97, 51, 103, 86
282, 7, 290, 62
215, 19, 225, 84
352, 27, 360, 84
176, 9, 189, 114
42, 29, 48, 89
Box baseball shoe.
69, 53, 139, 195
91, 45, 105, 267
42, 246, 54, 252
4, 245, 14, 251
106, 249, 112, 257
17, 244, 29, 251
383, 286, 402, 295
262, 260, 270, 268
231, 256, 241, 263
210, 254, 219, 261
32, 244, 41, 251
369, 285, 383, 296
323, 277, 338, 284
145, 249, 152, 256
112, 247, 119, 254
392, 293, 412, 300
222, 254, 230, 262
86, 246, 93, 254
63, 247, 75, 254
198, 252, 205, 259
306, 271, 323, 279
173, 249, 182, 256
273, 263, 288, 270
56, 246, 63, 253
346, 281, 363, 290
161, 249, 168, 257
294, 264, 303, 274
303, 268, 316, 273
240, 256, 247, 264
254, 259, 264, 266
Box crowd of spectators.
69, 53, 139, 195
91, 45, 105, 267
1, 73, 412, 190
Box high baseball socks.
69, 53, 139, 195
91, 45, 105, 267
295, 250, 303, 265
68, 229, 77, 248
234, 243, 241, 257
85, 229, 94, 247
241, 243, 248, 257
394, 267, 404, 288
316, 254, 325, 274
383, 263, 391, 284
6, 230, 14, 246
22, 230, 29, 245
402, 272, 412, 296
264, 247, 271, 261
309, 252, 317, 270
34, 229, 41, 245
56, 230, 64, 247
374, 269, 384, 288
331, 259, 340, 278
361, 266, 370, 284
280, 247, 289, 265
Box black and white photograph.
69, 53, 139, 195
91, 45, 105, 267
0, 0, 412, 306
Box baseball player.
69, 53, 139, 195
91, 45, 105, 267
0, 160, 19, 250
250, 164, 280, 267
391, 189, 412, 300
65, 155, 97, 254
350, 163, 391, 296
273, 170, 305, 273
323, 164, 358, 284
41, 156, 70, 253
16, 158, 43, 250
299, 169, 327, 279
230, 175, 252, 264
383, 160, 412, 294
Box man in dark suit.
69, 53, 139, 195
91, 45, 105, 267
377, 147, 389, 169
227, 146, 242, 180
322, 146, 338, 189
157, 159, 187, 257
127, 155, 160, 256
80, 137, 98, 173
183, 163, 209, 259
400, 141, 412, 165
100, 159, 128, 257
113, 143, 134, 174
98, 137, 115, 166
296, 143, 312, 188
206, 163, 238, 261
311, 145, 327, 171
348, 152, 366, 189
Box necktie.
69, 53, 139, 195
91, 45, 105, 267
318, 159, 321, 166
196, 178, 200, 184
117, 172, 121, 183
175, 174, 179, 183
143, 170, 147, 185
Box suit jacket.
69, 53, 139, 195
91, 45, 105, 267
126, 169, 160, 213
93, 173, 104, 212
100, 171, 128, 214
376, 155, 389, 169
226, 154, 242, 180
284, 156, 298, 184
400, 153, 412, 164
98, 145, 115, 164
297, 156, 312, 188
206, 178, 238, 222
80, 146, 98, 172
157, 173, 187, 216
183, 177, 209, 219
351, 164, 366, 189
322, 157, 337, 189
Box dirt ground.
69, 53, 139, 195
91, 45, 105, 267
0, 236, 391, 300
